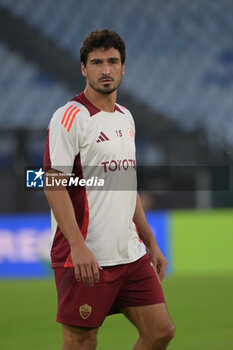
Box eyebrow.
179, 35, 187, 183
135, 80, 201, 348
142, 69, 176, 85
90, 57, 120, 62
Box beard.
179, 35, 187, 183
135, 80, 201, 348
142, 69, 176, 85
94, 85, 118, 94
88, 77, 122, 95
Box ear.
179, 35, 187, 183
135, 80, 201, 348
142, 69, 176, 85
122, 64, 125, 76
81, 63, 87, 78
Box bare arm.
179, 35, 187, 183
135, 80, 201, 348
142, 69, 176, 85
44, 170, 102, 286
133, 192, 167, 281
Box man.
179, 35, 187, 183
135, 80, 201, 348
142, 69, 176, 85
44, 29, 175, 350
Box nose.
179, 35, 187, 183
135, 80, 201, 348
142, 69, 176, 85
101, 63, 111, 76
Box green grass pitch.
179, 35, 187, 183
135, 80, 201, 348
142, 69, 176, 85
1, 274, 233, 350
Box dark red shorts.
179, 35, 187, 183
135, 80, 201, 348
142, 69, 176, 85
54, 254, 165, 328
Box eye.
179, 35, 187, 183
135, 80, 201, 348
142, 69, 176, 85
92, 60, 101, 65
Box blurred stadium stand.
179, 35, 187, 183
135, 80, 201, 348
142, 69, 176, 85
0, 0, 232, 212
0, 43, 72, 129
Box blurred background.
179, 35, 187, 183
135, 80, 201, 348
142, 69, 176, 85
0, 1, 232, 349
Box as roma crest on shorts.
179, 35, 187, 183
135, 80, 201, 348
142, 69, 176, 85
79, 304, 92, 319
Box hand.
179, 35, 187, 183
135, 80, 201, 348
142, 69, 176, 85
70, 242, 102, 286
147, 245, 168, 282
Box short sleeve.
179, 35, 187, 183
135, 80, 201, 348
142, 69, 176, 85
126, 109, 136, 139
47, 104, 80, 174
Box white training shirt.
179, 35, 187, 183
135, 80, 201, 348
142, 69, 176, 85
44, 92, 146, 267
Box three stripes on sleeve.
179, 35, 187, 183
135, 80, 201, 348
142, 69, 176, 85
61, 105, 80, 132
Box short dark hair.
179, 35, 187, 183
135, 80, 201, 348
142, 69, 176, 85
80, 29, 126, 66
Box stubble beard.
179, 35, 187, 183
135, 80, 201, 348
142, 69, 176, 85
88, 78, 122, 95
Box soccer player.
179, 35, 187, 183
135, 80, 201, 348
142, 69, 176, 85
44, 29, 175, 350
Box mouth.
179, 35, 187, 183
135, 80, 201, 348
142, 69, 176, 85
99, 78, 113, 84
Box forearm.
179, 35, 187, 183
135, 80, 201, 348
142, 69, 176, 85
133, 192, 158, 250
45, 178, 102, 285
134, 192, 167, 280
44, 174, 85, 248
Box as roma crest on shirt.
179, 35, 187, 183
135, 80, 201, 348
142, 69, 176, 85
79, 304, 92, 319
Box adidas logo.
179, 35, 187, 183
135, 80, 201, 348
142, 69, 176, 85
96, 131, 110, 143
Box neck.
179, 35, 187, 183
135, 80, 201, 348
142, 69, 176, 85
84, 86, 117, 113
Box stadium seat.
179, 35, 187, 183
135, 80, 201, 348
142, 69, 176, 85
0, 0, 233, 149
0, 43, 73, 129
